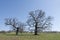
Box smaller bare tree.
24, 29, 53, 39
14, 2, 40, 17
5, 18, 25, 35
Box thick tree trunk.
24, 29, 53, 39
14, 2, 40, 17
16, 28, 19, 35
34, 22, 38, 35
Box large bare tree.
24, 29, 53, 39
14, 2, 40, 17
5, 18, 25, 35
27, 10, 52, 35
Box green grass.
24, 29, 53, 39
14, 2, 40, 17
0, 32, 60, 40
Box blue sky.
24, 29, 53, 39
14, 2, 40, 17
0, 0, 60, 31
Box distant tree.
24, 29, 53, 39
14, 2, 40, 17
29, 29, 34, 33
5, 18, 25, 35
27, 10, 52, 35
17, 22, 25, 33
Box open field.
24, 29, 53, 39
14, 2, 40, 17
0, 33, 60, 40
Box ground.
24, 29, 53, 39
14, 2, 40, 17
0, 32, 60, 40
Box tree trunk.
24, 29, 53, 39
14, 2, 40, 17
34, 22, 38, 35
16, 28, 19, 35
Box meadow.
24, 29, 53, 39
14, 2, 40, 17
0, 32, 60, 40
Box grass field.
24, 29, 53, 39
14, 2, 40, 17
0, 32, 60, 40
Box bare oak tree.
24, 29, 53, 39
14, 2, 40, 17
5, 18, 25, 35
27, 10, 52, 35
